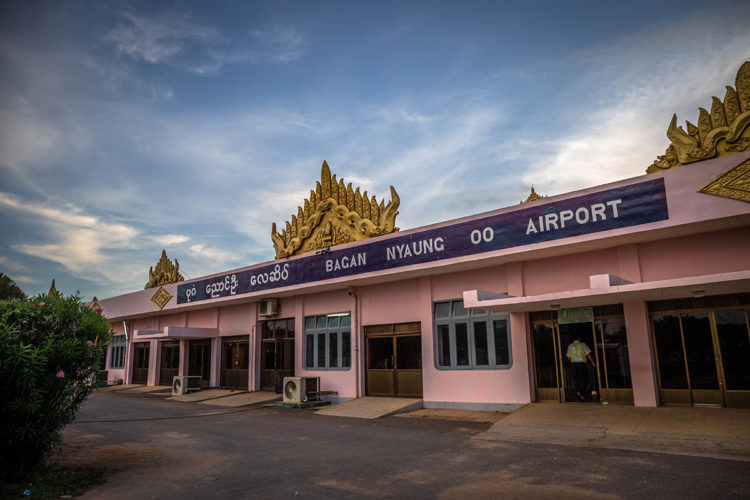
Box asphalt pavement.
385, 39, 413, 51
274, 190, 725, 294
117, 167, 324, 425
56, 392, 750, 499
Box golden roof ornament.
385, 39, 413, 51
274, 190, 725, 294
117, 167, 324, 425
648, 61, 750, 173
145, 250, 184, 289
272, 161, 400, 258
520, 186, 547, 204
47, 279, 62, 297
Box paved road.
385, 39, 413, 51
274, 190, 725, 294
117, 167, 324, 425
61, 393, 749, 499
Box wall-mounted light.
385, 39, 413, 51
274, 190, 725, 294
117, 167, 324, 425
550, 303, 561, 309
691, 290, 706, 298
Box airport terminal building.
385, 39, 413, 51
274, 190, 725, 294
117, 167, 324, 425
96, 64, 750, 410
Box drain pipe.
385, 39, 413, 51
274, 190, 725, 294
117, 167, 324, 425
349, 286, 360, 398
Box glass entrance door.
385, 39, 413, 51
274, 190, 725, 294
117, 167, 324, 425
159, 340, 179, 385
652, 307, 750, 408
221, 336, 249, 390
260, 319, 295, 393
188, 339, 212, 388
365, 322, 422, 398
132, 342, 149, 384
531, 307, 633, 404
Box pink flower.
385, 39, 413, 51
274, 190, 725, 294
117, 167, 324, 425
86, 340, 94, 346
95, 307, 103, 314
56, 370, 65, 378
39, 301, 46, 306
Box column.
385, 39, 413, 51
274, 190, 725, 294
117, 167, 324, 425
623, 300, 659, 406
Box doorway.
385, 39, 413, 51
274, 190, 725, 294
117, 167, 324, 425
188, 339, 212, 388
260, 319, 295, 393
531, 306, 633, 404
651, 306, 750, 408
132, 342, 150, 384
158, 340, 179, 385
221, 336, 249, 390
365, 322, 423, 398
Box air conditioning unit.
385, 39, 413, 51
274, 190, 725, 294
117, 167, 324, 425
283, 377, 308, 404
259, 298, 279, 317
172, 376, 202, 396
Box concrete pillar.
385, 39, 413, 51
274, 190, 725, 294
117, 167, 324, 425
210, 337, 221, 387
623, 300, 659, 406
147, 339, 159, 386
178, 339, 189, 376
418, 276, 433, 401
507, 262, 533, 403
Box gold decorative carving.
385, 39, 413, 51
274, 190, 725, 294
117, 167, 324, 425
699, 157, 750, 203
271, 161, 400, 258
520, 186, 547, 204
150, 286, 173, 310
91, 296, 103, 313
145, 250, 184, 289
648, 61, 750, 173
47, 279, 61, 297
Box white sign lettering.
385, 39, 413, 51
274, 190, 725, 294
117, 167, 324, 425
526, 199, 622, 235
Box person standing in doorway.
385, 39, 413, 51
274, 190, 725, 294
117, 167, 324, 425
566, 335, 595, 402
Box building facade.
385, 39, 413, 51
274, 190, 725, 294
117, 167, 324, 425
97, 151, 750, 409
97, 63, 750, 409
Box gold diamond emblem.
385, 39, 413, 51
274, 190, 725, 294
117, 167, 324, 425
151, 286, 173, 310
699, 158, 750, 203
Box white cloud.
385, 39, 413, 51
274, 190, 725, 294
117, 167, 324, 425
188, 244, 242, 268
519, 7, 750, 195
0, 192, 138, 274
247, 25, 308, 63
0, 255, 27, 273
106, 11, 218, 65
152, 234, 190, 246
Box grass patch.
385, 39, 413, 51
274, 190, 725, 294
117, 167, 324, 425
1, 464, 104, 499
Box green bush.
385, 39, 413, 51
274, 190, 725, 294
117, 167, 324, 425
0, 293, 111, 478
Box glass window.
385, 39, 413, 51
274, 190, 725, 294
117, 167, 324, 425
474, 321, 489, 366
303, 312, 351, 370
596, 318, 631, 389
452, 301, 469, 318
305, 335, 314, 368
437, 325, 451, 367
456, 323, 470, 366
109, 335, 126, 369
317, 333, 326, 368
435, 302, 451, 320
493, 319, 510, 366
396, 336, 421, 369
329, 332, 338, 368
342, 332, 351, 368
715, 309, 750, 391
433, 300, 512, 370
652, 314, 688, 389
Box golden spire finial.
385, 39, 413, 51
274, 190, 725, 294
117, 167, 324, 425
648, 61, 750, 173
521, 186, 547, 204
47, 279, 61, 297
271, 161, 400, 258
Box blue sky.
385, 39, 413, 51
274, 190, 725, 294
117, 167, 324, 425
1, 0, 748, 300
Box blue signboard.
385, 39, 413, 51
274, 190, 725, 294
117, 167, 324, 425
178, 178, 668, 304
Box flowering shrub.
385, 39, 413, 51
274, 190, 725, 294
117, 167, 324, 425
0, 293, 111, 477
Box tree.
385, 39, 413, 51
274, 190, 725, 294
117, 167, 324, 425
0, 292, 111, 478
0, 272, 26, 300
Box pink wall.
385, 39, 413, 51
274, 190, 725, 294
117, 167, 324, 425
638, 228, 750, 283
523, 248, 618, 296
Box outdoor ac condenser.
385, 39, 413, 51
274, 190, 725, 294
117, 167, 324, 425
283, 377, 307, 404
172, 376, 202, 396
258, 298, 279, 317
